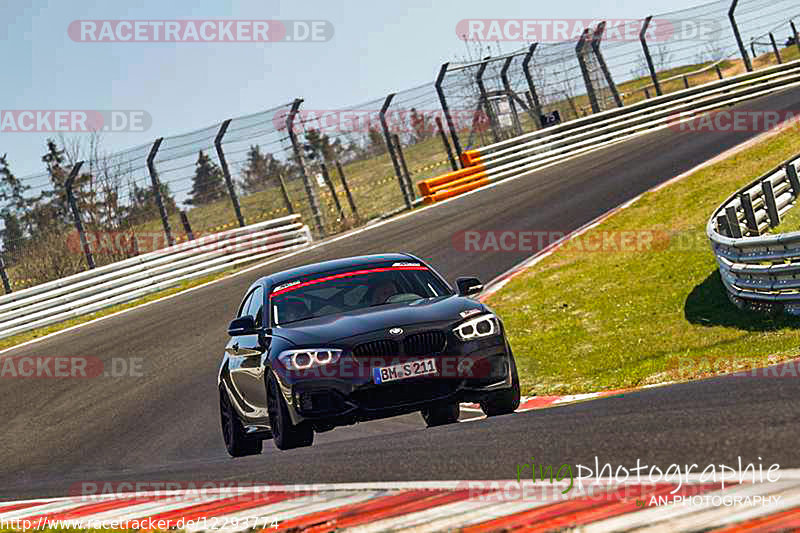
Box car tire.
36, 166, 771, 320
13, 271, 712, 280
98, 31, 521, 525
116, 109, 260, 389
480, 351, 521, 417
266, 371, 314, 450
421, 401, 460, 427
219, 385, 263, 457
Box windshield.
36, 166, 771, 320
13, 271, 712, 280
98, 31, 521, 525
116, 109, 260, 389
270, 264, 452, 325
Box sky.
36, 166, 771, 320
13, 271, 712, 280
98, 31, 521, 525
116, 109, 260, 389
1, 0, 722, 178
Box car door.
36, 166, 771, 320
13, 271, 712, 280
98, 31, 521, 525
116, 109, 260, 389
227, 285, 269, 420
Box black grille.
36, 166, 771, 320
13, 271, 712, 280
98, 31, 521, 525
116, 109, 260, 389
352, 381, 458, 409
404, 331, 446, 357
353, 339, 399, 358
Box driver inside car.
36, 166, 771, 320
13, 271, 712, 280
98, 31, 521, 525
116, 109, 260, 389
368, 280, 399, 306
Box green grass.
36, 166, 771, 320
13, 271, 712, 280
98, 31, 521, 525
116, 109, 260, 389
487, 126, 800, 396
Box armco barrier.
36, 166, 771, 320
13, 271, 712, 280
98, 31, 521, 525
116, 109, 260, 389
708, 153, 800, 314
0, 215, 312, 340
418, 59, 800, 203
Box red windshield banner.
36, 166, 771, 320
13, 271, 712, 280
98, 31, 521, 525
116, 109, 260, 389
270, 265, 428, 297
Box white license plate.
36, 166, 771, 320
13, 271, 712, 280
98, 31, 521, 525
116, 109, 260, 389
373, 358, 437, 384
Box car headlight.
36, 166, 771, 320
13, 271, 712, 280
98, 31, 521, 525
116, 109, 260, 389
278, 349, 342, 370
454, 313, 500, 341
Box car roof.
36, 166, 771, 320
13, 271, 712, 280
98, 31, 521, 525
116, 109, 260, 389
263, 253, 419, 286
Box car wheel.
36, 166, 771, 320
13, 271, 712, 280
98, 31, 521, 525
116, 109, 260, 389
421, 401, 460, 427
266, 371, 314, 450
219, 385, 263, 457
480, 351, 521, 417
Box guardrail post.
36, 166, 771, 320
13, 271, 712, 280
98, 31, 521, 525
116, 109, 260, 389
716, 65, 724, 79
435, 116, 458, 172
576, 29, 601, 114
750, 39, 756, 58
769, 33, 782, 64
716, 214, 731, 237
762, 181, 780, 227
476, 58, 501, 143
435, 63, 463, 167
639, 16, 662, 96
214, 119, 246, 228
0, 254, 11, 294
287, 98, 325, 236
786, 162, 800, 194
335, 160, 359, 221
683, 75, 690, 89
729, 0, 753, 72
380, 93, 413, 209
65, 161, 95, 269
500, 56, 523, 136
277, 170, 295, 214
320, 161, 345, 221
392, 134, 415, 202
591, 22, 623, 108
739, 192, 758, 233
725, 206, 743, 238
792, 21, 800, 54
522, 43, 544, 129
179, 210, 195, 241
146, 137, 174, 246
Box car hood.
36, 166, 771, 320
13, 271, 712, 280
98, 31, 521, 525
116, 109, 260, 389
272, 295, 487, 346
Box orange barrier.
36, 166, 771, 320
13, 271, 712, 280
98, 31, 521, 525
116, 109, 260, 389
417, 163, 484, 196
422, 175, 489, 204
460, 150, 482, 167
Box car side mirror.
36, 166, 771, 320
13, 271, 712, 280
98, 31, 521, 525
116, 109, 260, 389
456, 277, 483, 297
228, 315, 257, 336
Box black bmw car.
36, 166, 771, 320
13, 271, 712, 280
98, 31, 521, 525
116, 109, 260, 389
218, 253, 520, 455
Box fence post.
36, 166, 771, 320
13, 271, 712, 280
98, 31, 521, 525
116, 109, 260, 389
334, 160, 359, 221
792, 21, 800, 54
65, 161, 94, 269
729, 0, 753, 72
320, 161, 345, 221
435, 63, 463, 167
591, 22, 623, 108
214, 119, 246, 228
683, 75, 690, 89
476, 58, 501, 143
276, 170, 295, 214
576, 29, 600, 114
639, 16, 662, 96
179, 210, 195, 241
725, 206, 742, 238
379, 93, 413, 209
286, 98, 325, 236
716, 65, 724, 79
769, 33, 782, 64
146, 137, 174, 246
762, 181, 780, 227
392, 134, 415, 202
500, 56, 523, 136
436, 116, 458, 171
521, 43, 544, 129
0, 255, 11, 294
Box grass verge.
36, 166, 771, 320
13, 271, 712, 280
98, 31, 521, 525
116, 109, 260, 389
487, 126, 800, 395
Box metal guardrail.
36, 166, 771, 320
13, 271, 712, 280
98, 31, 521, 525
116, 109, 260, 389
708, 153, 800, 314
0, 214, 312, 340
418, 59, 800, 203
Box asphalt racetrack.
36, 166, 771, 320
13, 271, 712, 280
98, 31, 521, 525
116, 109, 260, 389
4, 87, 800, 500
